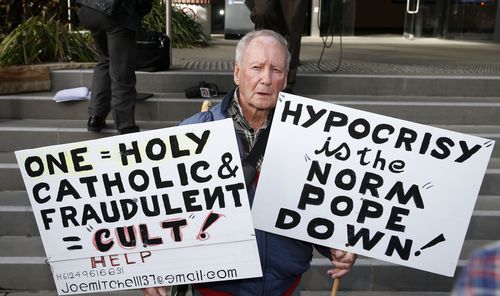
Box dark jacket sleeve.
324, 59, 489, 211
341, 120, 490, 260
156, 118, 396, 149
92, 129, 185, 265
121, 0, 152, 18
314, 244, 332, 260
136, 0, 153, 16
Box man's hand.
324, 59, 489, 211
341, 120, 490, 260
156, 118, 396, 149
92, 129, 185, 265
142, 287, 169, 296
327, 248, 357, 279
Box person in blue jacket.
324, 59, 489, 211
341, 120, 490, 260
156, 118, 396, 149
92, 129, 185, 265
143, 29, 356, 296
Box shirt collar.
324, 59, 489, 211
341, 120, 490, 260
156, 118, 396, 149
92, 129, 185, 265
230, 87, 273, 133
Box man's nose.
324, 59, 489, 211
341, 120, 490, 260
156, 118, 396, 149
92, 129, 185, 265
260, 68, 272, 84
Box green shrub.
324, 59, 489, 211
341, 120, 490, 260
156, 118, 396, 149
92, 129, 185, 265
0, 0, 208, 65
0, 15, 97, 66
143, 2, 209, 48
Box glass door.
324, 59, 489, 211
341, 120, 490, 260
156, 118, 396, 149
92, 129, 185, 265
443, 0, 497, 40
404, 0, 420, 39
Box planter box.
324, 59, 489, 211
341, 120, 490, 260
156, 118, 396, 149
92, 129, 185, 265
0, 65, 51, 94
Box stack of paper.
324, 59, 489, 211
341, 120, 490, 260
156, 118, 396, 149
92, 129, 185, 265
53, 87, 91, 102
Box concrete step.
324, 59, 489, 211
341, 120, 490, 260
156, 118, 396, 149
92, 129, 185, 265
2, 68, 500, 294
0, 118, 499, 156
302, 257, 462, 292
474, 194, 500, 210
324, 96, 500, 126
3, 189, 500, 213
51, 69, 500, 97
0, 236, 490, 262
2, 92, 500, 126
297, 74, 500, 97
4, 49, 499, 295
0, 255, 475, 292
301, 240, 495, 293
11, 191, 500, 211
0, 236, 492, 291
0, 119, 177, 153
309, 239, 492, 265
21, 157, 500, 194
0, 92, 207, 123
1, 182, 499, 238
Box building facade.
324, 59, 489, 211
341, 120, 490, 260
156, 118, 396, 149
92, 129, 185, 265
212, 0, 500, 42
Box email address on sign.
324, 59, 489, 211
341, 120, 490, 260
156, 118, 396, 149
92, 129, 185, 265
60, 268, 238, 293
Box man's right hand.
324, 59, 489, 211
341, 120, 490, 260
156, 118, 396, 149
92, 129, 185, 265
142, 287, 169, 296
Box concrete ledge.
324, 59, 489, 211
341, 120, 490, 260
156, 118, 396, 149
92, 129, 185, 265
2, 93, 500, 125
49, 69, 500, 96
0, 256, 461, 291
302, 258, 459, 292
1, 200, 499, 237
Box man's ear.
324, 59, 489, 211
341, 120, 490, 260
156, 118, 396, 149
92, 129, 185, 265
234, 63, 240, 86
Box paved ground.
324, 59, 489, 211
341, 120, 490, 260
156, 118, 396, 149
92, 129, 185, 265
171, 35, 500, 75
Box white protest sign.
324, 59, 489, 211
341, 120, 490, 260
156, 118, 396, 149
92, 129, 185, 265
252, 93, 495, 277
15, 119, 262, 294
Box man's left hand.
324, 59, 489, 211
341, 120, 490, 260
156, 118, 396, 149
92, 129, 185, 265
327, 248, 357, 279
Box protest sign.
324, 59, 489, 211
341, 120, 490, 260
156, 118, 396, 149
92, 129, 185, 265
15, 119, 261, 294
252, 93, 495, 276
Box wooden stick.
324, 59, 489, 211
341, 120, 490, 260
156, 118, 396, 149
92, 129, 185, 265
331, 249, 347, 296
330, 278, 340, 296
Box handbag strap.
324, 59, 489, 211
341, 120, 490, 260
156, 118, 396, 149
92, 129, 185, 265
244, 121, 272, 168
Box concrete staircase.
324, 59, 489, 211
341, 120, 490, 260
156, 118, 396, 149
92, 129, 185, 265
1, 68, 500, 296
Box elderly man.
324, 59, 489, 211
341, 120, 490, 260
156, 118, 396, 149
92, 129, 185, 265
143, 29, 356, 296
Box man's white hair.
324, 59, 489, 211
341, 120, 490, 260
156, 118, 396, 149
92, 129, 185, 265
235, 30, 291, 71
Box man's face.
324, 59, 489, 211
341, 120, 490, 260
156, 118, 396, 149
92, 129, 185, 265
234, 36, 288, 112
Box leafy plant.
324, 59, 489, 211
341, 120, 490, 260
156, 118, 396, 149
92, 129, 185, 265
142, 1, 209, 48
0, 15, 97, 66
1, 0, 72, 38
0, 0, 209, 65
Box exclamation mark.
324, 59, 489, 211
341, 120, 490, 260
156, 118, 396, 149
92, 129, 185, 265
197, 212, 223, 241
415, 234, 446, 256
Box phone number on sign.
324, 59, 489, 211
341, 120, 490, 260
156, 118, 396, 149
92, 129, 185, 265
55, 267, 125, 280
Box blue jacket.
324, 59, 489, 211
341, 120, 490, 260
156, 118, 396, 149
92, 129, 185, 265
181, 90, 330, 295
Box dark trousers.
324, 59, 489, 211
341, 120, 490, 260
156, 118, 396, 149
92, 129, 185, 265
78, 6, 138, 131
250, 0, 308, 87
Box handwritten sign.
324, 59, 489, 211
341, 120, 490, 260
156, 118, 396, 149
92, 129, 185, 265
15, 119, 261, 294
252, 93, 494, 276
